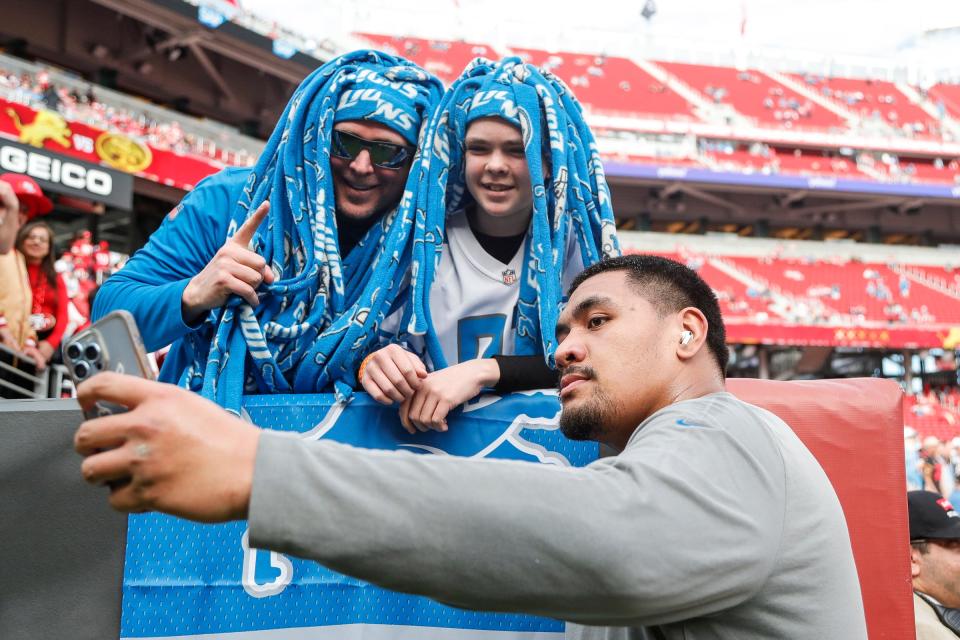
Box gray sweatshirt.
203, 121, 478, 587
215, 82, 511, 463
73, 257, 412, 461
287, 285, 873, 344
249, 391, 867, 639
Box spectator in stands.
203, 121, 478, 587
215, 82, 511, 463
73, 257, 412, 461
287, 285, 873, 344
908, 491, 960, 638
76, 254, 868, 638
906, 427, 924, 491
0, 173, 52, 370
40, 79, 60, 111
93, 51, 442, 412
358, 58, 618, 432
0, 173, 21, 255
16, 220, 68, 367
0, 63, 249, 166
950, 438, 960, 505
940, 440, 958, 502
922, 436, 947, 495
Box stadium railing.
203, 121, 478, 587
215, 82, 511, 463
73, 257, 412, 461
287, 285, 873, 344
0, 343, 71, 400
0, 343, 47, 399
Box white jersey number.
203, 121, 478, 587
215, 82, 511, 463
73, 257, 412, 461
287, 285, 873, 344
457, 314, 507, 362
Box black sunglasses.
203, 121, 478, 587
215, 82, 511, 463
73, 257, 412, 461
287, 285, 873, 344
331, 129, 414, 170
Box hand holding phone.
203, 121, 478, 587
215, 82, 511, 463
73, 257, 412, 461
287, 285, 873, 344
63, 310, 156, 420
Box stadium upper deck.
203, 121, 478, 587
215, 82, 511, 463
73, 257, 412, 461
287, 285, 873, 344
356, 33, 960, 189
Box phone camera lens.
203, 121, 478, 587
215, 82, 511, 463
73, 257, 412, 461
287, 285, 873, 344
66, 343, 81, 360
74, 361, 90, 379
84, 344, 101, 361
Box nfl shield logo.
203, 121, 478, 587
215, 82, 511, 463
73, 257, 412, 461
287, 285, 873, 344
501, 268, 517, 285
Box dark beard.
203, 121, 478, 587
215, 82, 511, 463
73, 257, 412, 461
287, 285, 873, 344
558, 368, 617, 442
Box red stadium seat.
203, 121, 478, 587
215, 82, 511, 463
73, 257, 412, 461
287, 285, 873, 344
893, 156, 960, 185
903, 265, 960, 295
790, 74, 940, 138
724, 256, 960, 326
352, 32, 957, 190
355, 33, 499, 85
904, 394, 960, 442
927, 83, 960, 121
658, 61, 847, 131
772, 147, 868, 178
511, 47, 699, 120
727, 378, 912, 640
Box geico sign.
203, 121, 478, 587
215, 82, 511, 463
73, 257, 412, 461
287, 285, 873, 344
0, 144, 113, 197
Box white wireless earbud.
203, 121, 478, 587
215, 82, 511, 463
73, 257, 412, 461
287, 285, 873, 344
680, 330, 694, 346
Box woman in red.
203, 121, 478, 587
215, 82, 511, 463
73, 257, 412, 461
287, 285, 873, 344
15, 220, 68, 366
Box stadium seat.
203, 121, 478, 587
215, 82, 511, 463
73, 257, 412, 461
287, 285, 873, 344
355, 33, 499, 84
510, 47, 698, 120
772, 147, 867, 178
892, 156, 960, 185
927, 82, 960, 121
658, 61, 847, 131
725, 256, 960, 325
791, 74, 940, 138
904, 394, 960, 442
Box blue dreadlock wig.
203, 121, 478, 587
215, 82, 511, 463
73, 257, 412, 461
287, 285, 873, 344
405, 57, 620, 369
179, 50, 443, 412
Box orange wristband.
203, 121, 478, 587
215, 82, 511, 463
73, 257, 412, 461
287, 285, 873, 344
357, 352, 377, 383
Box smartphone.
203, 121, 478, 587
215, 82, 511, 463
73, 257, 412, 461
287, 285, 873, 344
63, 310, 156, 419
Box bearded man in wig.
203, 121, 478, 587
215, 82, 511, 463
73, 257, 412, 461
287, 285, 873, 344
93, 51, 443, 411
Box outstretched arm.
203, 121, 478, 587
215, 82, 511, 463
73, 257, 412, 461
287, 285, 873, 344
75, 374, 781, 627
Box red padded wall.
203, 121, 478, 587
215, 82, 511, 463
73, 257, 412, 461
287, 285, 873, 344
727, 378, 913, 640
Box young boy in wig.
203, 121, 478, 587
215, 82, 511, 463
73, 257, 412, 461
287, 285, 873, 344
360, 57, 619, 432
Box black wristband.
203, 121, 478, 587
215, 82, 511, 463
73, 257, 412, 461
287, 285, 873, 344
492, 354, 558, 393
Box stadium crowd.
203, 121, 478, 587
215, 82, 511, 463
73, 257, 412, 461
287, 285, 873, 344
667, 249, 960, 328
702, 140, 960, 185
797, 73, 944, 138
0, 64, 257, 167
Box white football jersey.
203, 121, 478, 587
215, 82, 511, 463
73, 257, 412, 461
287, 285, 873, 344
395, 213, 584, 369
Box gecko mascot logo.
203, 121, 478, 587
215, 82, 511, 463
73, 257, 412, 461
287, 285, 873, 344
7, 108, 72, 148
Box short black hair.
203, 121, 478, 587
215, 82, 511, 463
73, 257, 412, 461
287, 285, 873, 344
568, 254, 728, 377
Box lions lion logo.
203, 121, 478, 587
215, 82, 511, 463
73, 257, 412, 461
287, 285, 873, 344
942, 327, 960, 350
7, 108, 72, 148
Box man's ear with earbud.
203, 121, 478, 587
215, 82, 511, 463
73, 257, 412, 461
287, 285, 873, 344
676, 307, 709, 363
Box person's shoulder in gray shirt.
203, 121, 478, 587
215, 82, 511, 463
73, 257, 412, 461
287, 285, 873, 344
250, 255, 869, 639
566, 391, 865, 639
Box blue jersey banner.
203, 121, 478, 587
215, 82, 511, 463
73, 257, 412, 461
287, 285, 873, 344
121, 391, 596, 639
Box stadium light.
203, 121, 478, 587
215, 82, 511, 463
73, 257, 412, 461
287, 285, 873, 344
167, 46, 187, 62
89, 44, 110, 59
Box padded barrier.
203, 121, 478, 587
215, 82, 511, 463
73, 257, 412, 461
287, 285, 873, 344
728, 377, 913, 640
0, 378, 912, 639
